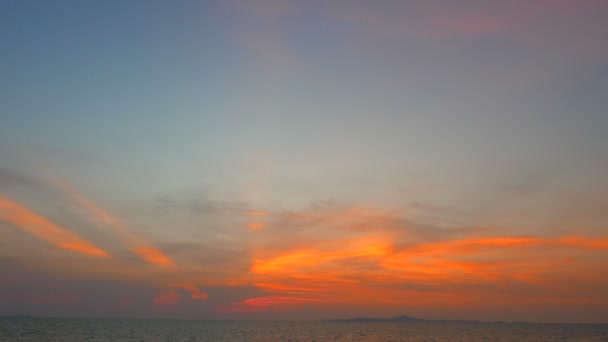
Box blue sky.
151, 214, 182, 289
1, 0, 608, 322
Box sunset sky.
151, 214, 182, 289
1, 0, 608, 323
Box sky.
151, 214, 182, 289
1, 0, 608, 323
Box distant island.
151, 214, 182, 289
324, 314, 510, 324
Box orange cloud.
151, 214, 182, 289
133, 248, 174, 267
218, 295, 321, 313
154, 290, 179, 304
252, 237, 392, 274
254, 282, 324, 295
151, 283, 209, 306
49, 178, 174, 266
242, 206, 406, 308
246, 210, 270, 231
558, 236, 608, 249
383, 235, 608, 278
245, 203, 608, 312
373, 235, 608, 296
0, 195, 109, 257
247, 222, 266, 231
168, 282, 209, 301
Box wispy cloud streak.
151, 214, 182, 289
218, 205, 608, 314
49, 178, 173, 266
0, 195, 109, 257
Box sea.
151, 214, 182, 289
1, 317, 608, 341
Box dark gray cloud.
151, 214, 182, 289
0, 168, 42, 189
0, 258, 267, 319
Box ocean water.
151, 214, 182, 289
1, 317, 608, 341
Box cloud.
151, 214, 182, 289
131, 247, 173, 266
247, 222, 266, 231
252, 237, 392, 274
249, 204, 401, 254
218, 295, 321, 313
48, 177, 174, 267
163, 283, 209, 302
157, 242, 250, 284
1, 189, 607, 320
0, 195, 109, 257
201, 202, 607, 318
154, 290, 179, 305
0, 168, 42, 189
2, 164, 607, 320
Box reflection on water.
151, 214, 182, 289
1, 317, 608, 341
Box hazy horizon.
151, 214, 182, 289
2, 313, 606, 325
1, 0, 608, 324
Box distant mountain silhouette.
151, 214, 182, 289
325, 314, 507, 324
